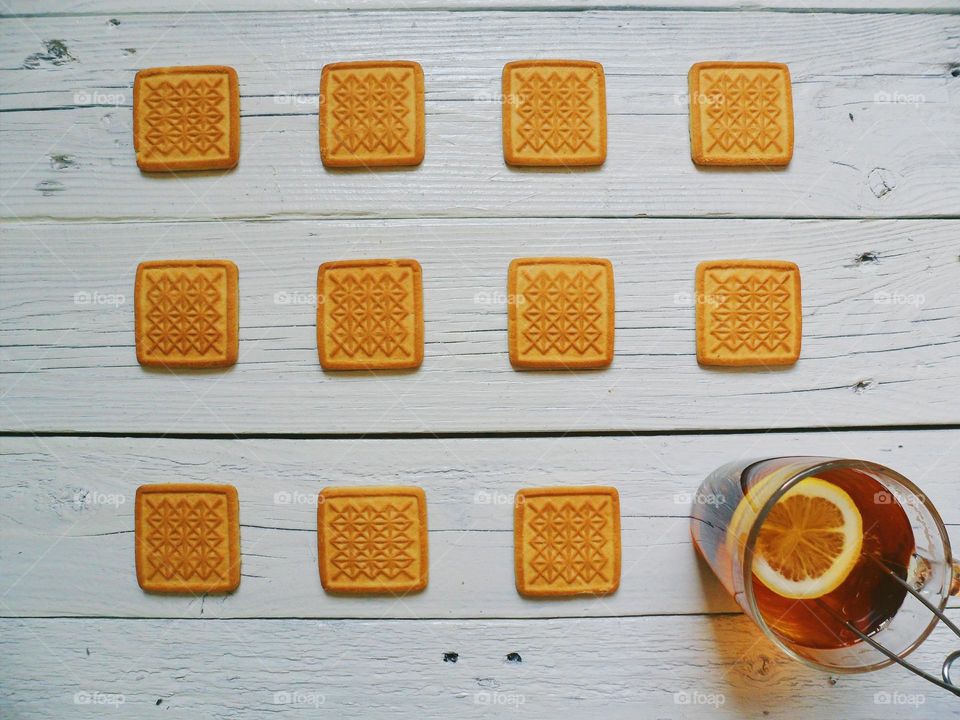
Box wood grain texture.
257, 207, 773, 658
2, 432, 957, 619
2, 614, 958, 719
2, 1, 958, 14
2, 218, 957, 434
1, 11, 958, 220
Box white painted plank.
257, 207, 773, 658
2, 615, 958, 719
2, 218, 958, 434
2, 431, 957, 618
1, 11, 958, 220
3, 1, 958, 14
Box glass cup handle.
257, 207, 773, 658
945, 650, 960, 689
944, 563, 960, 690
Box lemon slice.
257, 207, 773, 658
753, 477, 863, 600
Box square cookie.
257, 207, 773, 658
318, 486, 428, 594
320, 60, 425, 167
696, 259, 802, 366
135, 259, 239, 368
133, 65, 240, 171
514, 486, 621, 597
502, 60, 607, 167
688, 62, 793, 166
135, 483, 240, 594
508, 257, 614, 369
317, 259, 423, 370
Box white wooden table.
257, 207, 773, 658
1, 1, 958, 717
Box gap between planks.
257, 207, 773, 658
4, 215, 960, 224
3, 422, 959, 440
0, 612, 748, 621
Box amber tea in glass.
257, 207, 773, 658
691, 457, 956, 673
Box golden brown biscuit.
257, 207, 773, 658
135, 483, 240, 594
514, 486, 621, 597
695, 259, 802, 366
508, 257, 614, 369
133, 65, 240, 172
317, 259, 423, 370
318, 486, 428, 594
688, 61, 793, 166
502, 60, 606, 167
135, 259, 239, 368
320, 61, 425, 168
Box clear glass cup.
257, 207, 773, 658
691, 456, 958, 674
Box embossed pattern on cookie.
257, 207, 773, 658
508, 257, 614, 369
320, 61, 425, 168
318, 486, 428, 594
317, 259, 423, 370
688, 62, 793, 166
502, 60, 606, 167
134, 259, 239, 369
135, 483, 240, 594
133, 65, 240, 171
696, 259, 802, 366
514, 486, 621, 597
